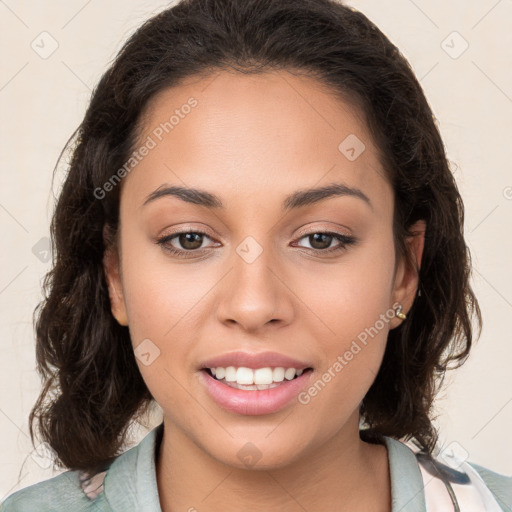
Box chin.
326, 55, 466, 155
200, 432, 311, 471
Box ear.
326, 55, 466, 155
390, 219, 426, 328
103, 233, 129, 327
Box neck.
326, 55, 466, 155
155, 415, 391, 512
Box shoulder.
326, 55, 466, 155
470, 462, 512, 511
382, 435, 512, 512
0, 468, 110, 512
0, 423, 163, 512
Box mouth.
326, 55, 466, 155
201, 366, 314, 391
199, 365, 314, 415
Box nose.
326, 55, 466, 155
215, 237, 294, 333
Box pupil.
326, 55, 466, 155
310, 233, 331, 250
180, 233, 203, 250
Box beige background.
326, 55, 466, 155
1, 0, 511, 500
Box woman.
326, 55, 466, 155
1, 0, 510, 510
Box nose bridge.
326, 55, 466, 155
235, 234, 275, 288
215, 232, 292, 330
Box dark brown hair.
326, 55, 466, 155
29, 0, 481, 474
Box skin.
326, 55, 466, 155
104, 69, 425, 512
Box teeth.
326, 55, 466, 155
209, 366, 306, 385
254, 367, 273, 385
237, 367, 255, 385
284, 368, 296, 380
273, 367, 285, 382
225, 366, 237, 382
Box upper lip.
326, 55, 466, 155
200, 351, 313, 370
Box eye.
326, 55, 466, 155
294, 231, 356, 254
156, 229, 217, 257
155, 228, 357, 258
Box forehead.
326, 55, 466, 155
124, 69, 392, 215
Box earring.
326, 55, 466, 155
395, 304, 407, 320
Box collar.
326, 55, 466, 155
384, 436, 427, 512
103, 422, 164, 512
103, 422, 426, 511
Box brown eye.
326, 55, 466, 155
295, 231, 357, 255
176, 232, 204, 250
156, 230, 216, 257
307, 233, 334, 250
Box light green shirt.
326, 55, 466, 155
1, 423, 511, 511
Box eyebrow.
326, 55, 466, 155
142, 182, 372, 211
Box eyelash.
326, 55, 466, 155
155, 228, 357, 258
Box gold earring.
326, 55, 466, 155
395, 304, 407, 320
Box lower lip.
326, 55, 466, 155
200, 369, 313, 415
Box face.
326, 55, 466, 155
104, 69, 424, 469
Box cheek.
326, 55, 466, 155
297, 234, 396, 343
293, 236, 396, 412
119, 238, 208, 342
121, 258, 197, 414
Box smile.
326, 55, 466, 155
200, 366, 314, 415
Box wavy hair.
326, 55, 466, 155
29, 0, 481, 474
